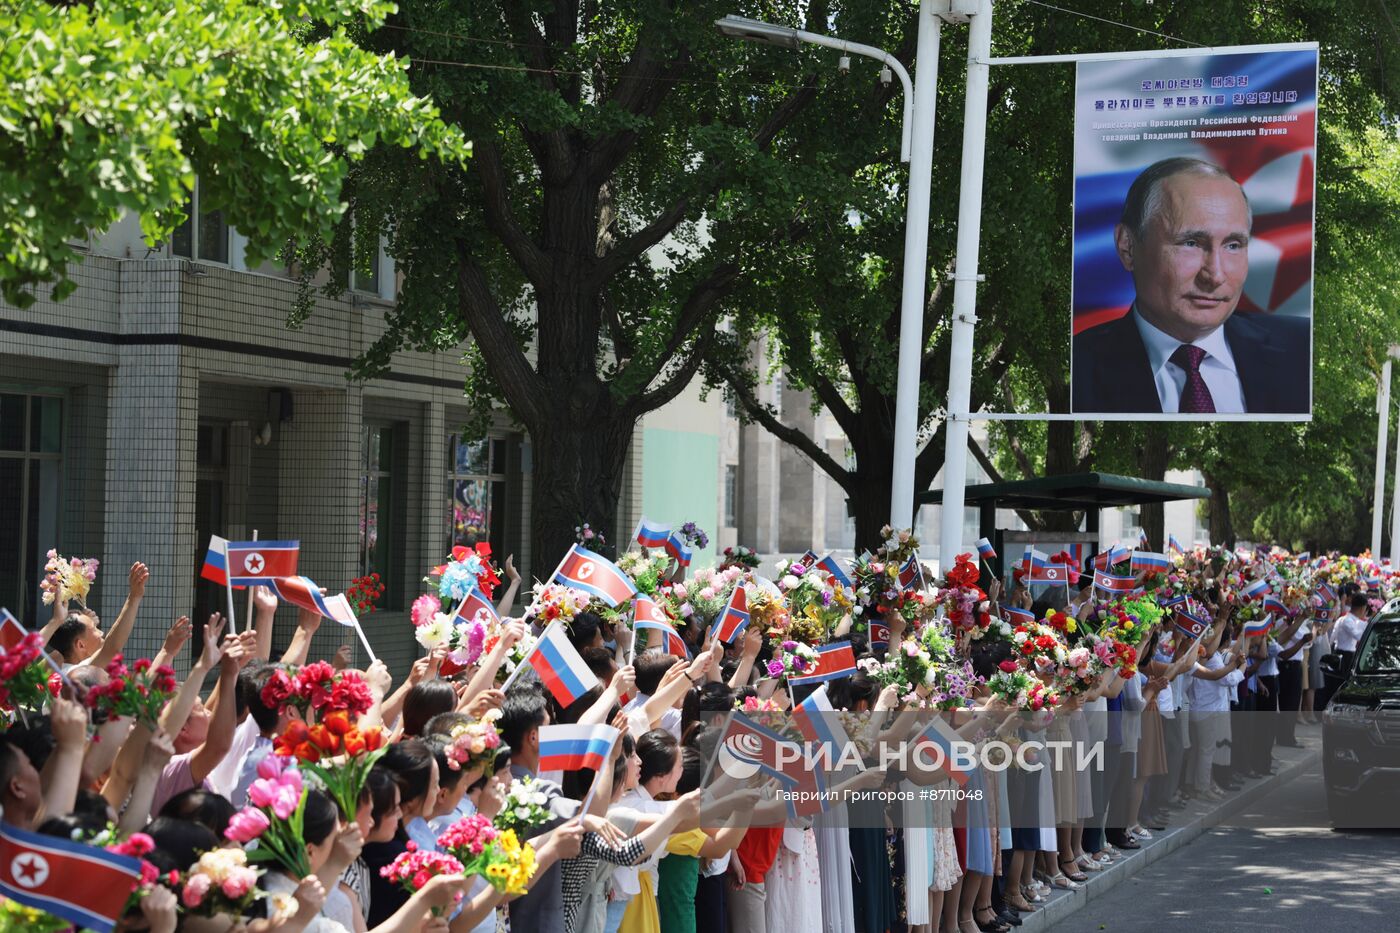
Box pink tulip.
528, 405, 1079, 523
182, 873, 211, 907
224, 807, 270, 844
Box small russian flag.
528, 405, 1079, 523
524, 620, 601, 707
975, 537, 997, 561
664, 530, 693, 568
1094, 569, 1138, 594
1138, 529, 1150, 549
554, 545, 638, 607
999, 604, 1036, 626
1262, 595, 1287, 616
1093, 546, 1129, 571
1168, 534, 1185, 554
200, 535, 229, 587
792, 684, 852, 754
537, 723, 619, 773
634, 517, 671, 551
912, 716, 971, 787
1242, 615, 1273, 638
1131, 551, 1170, 574
1239, 578, 1272, 602
711, 586, 750, 644
1022, 546, 1048, 574
869, 621, 891, 648
270, 576, 358, 626
788, 641, 857, 686
814, 554, 853, 589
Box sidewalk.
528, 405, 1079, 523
1016, 724, 1321, 932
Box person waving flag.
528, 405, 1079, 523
975, 537, 997, 561
0, 822, 145, 933
552, 545, 638, 607
633, 596, 688, 658
537, 724, 619, 773
788, 641, 857, 686
515, 620, 600, 707
711, 586, 750, 644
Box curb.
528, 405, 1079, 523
1016, 742, 1320, 932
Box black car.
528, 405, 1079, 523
1321, 608, 1400, 828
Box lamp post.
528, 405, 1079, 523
716, 8, 942, 534
1372, 355, 1393, 558
1385, 344, 1400, 564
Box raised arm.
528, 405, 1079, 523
280, 605, 323, 666
251, 585, 279, 662
188, 635, 247, 785
727, 627, 763, 689
578, 667, 635, 726
494, 556, 521, 617
462, 621, 525, 701
118, 730, 176, 832
89, 562, 149, 670
150, 616, 192, 673
38, 695, 89, 822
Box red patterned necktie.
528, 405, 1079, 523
1169, 344, 1216, 414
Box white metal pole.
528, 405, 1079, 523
889, 1, 943, 530
937, 0, 994, 566
1391, 391, 1400, 567
1373, 360, 1391, 557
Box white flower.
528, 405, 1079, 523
514, 806, 532, 821
416, 615, 452, 650
781, 574, 800, 590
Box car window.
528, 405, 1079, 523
1356, 622, 1400, 674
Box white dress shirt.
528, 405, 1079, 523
1133, 308, 1247, 413
1333, 613, 1369, 653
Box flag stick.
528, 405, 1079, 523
224, 556, 238, 636
240, 529, 258, 636
500, 620, 551, 693
351, 619, 378, 664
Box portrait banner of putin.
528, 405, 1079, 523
1070, 46, 1318, 419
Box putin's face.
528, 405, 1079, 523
1115, 173, 1251, 343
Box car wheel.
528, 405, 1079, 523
1327, 786, 1357, 830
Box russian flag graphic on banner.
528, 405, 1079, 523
200, 535, 229, 586
0, 822, 144, 933
999, 604, 1036, 626
0, 607, 26, 651
553, 545, 638, 607
1094, 569, 1139, 594
454, 587, 501, 627
634, 517, 671, 550
814, 554, 853, 589
913, 716, 971, 787
1240, 578, 1272, 602
975, 537, 997, 561
1131, 551, 1171, 574
1242, 615, 1274, 638
869, 621, 891, 648
524, 620, 601, 708
788, 641, 857, 686
537, 724, 619, 773
227, 540, 299, 585
711, 586, 750, 644
270, 576, 357, 626
633, 596, 688, 657
1067, 542, 1085, 570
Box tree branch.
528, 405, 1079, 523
474, 140, 550, 287
454, 243, 544, 428
720, 364, 854, 492
627, 328, 717, 416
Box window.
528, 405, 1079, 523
772, 380, 783, 416
170, 178, 229, 263
448, 434, 509, 555
724, 464, 738, 527
359, 425, 399, 608
0, 394, 63, 624
348, 224, 382, 295
725, 394, 738, 420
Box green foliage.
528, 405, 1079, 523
0, 0, 469, 308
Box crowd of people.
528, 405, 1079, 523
0, 533, 1391, 933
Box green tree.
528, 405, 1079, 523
0, 0, 468, 309
329, 1, 832, 574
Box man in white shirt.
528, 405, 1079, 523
1332, 594, 1372, 672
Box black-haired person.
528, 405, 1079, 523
615, 729, 689, 933
363, 740, 440, 927
342, 768, 402, 928
655, 747, 745, 933
229, 662, 298, 808
43, 561, 148, 674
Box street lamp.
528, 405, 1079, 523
718, 8, 942, 545
1381, 343, 1400, 564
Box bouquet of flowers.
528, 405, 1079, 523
436, 814, 538, 895
774, 559, 850, 642
687, 565, 748, 625
615, 551, 674, 597
178, 847, 264, 917
676, 522, 709, 551
274, 710, 388, 819
347, 574, 385, 615
262, 660, 375, 721
40, 550, 98, 606
745, 584, 791, 640
0, 632, 55, 715
987, 663, 1060, 712
444, 716, 503, 774
575, 523, 606, 547
764, 640, 819, 679
1054, 643, 1105, 697
0, 899, 69, 932
857, 639, 935, 705
428, 545, 501, 602
737, 694, 784, 713
1009, 620, 1069, 675
925, 657, 983, 710
494, 777, 552, 836
379, 843, 465, 916
81, 656, 178, 730
525, 582, 594, 627
721, 545, 760, 570
935, 554, 991, 633
225, 755, 312, 878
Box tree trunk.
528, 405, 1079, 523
850, 471, 893, 555
526, 413, 634, 581
1137, 427, 1171, 550
1203, 469, 1235, 548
